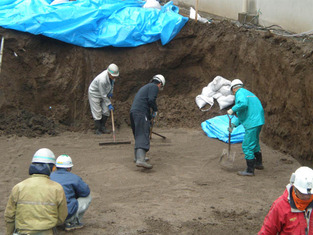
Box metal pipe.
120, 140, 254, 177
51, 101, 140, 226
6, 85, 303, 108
242, 0, 248, 13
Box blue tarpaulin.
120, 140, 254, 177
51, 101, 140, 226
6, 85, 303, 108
0, 0, 188, 48
201, 115, 245, 144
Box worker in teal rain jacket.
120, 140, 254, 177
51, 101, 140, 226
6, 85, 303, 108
227, 79, 265, 176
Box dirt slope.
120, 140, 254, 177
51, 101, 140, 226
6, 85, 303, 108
0, 20, 312, 162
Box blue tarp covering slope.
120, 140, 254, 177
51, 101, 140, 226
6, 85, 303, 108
0, 0, 188, 48
201, 115, 245, 144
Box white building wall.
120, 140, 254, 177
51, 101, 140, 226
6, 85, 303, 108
173, 0, 313, 34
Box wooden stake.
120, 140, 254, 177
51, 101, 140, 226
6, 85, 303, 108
195, 0, 199, 22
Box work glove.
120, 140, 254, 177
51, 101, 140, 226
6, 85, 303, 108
152, 111, 158, 118
228, 123, 236, 133
227, 109, 234, 115
108, 93, 113, 99
108, 104, 114, 111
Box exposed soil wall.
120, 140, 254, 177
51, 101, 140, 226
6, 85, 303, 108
0, 20, 312, 161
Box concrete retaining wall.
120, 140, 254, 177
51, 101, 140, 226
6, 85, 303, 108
173, 0, 313, 34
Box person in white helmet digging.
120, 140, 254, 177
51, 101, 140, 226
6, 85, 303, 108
4, 148, 68, 235
227, 79, 265, 176
88, 63, 119, 134
259, 166, 313, 234
130, 74, 165, 169
50, 154, 91, 231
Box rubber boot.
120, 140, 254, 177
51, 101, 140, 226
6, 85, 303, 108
254, 152, 264, 170
134, 149, 150, 162
237, 159, 255, 176
94, 120, 102, 135
136, 149, 153, 169
100, 115, 111, 134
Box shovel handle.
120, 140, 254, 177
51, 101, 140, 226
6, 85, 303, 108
227, 114, 234, 155
150, 118, 155, 139
111, 109, 116, 142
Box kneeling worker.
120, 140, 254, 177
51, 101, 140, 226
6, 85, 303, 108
4, 148, 68, 235
50, 154, 91, 231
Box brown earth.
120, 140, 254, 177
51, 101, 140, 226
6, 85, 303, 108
0, 17, 312, 234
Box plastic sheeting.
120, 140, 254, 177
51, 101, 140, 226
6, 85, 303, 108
201, 115, 245, 144
0, 0, 188, 48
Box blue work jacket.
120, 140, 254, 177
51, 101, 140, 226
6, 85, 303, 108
50, 169, 90, 219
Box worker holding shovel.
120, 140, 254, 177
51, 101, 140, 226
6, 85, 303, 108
88, 63, 119, 135
130, 74, 165, 169
227, 79, 265, 176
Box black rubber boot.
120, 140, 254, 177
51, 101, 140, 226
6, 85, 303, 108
94, 120, 102, 135
100, 115, 110, 134
136, 149, 153, 169
237, 159, 255, 176
254, 152, 264, 170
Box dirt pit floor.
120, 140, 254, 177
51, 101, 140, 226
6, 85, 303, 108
0, 13, 313, 235
0, 127, 299, 234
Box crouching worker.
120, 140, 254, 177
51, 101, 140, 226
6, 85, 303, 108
50, 154, 91, 231
4, 148, 68, 235
259, 166, 313, 234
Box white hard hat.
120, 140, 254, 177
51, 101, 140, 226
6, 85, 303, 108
107, 63, 119, 77
56, 154, 73, 168
290, 166, 313, 194
230, 79, 244, 91
153, 74, 166, 88
32, 148, 56, 164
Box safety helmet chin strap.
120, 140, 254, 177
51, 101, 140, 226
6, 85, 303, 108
232, 84, 243, 91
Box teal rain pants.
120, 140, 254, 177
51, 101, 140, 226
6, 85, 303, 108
242, 125, 263, 160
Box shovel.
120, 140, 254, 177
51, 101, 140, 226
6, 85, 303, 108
219, 114, 236, 163
99, 110, 131, 146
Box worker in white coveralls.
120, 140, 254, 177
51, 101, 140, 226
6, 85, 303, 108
227, 79, 265, 176
4, 148, 68, 235
88, 63, 119, 135
130, 74, 165, 169
50, 154, 91, 231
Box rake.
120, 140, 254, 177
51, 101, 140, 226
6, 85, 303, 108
99, 110, 131, 146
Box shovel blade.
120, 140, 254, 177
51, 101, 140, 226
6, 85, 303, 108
219, 149, 236, 169
219, 149, 228, 162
